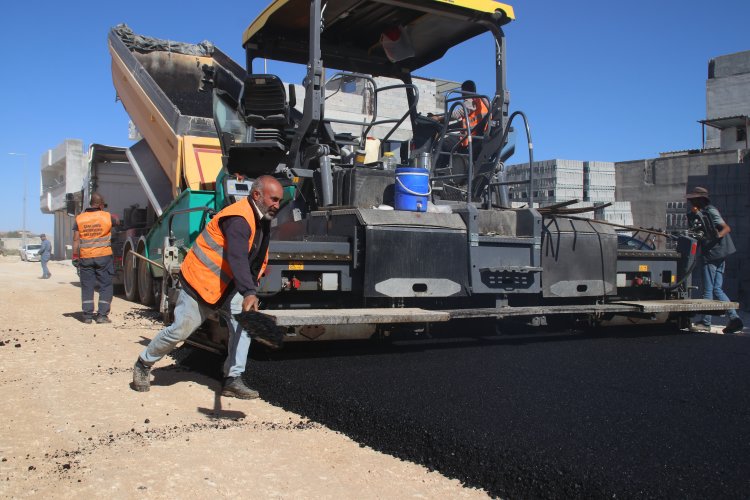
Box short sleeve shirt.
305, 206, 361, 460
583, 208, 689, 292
700, 204, 736, 261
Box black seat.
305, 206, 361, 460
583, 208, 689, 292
222, 74, 291, 177
240, 74, 289, 128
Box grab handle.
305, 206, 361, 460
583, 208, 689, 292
396, 174, 432, 196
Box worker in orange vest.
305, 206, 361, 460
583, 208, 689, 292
132, 175, 283, 399
430, 80, 489, 148
73, 193, 119, 324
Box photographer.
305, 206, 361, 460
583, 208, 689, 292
687, 187, 743, 334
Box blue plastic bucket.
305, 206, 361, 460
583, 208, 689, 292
394, 167, 431, 212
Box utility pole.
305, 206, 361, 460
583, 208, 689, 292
8, 152, 28, 249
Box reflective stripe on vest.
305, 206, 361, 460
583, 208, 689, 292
80, 236, 111, 248
190, 232, 233, 286
76, 210, 113, 258
180, 199, 269, 305
460, 98, 489, 147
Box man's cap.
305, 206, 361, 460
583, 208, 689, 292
686, 186, 710, 200
40, 233, 46, 237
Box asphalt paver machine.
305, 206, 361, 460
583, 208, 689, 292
114, 0, 736, 350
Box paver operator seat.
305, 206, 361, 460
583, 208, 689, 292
215, 73, 296, 178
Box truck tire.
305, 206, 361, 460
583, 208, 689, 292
123, 250, 139, 302
137, 257, 155, 306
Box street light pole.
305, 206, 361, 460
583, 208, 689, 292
8, 152, 28, 249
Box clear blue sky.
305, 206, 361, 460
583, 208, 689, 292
1, 0, 748, 234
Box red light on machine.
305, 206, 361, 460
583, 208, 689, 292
690, 242, 697, 255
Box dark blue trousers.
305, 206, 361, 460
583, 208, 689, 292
79, 255, 114, 318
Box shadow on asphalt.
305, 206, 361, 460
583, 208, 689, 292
257, 323, 687, 361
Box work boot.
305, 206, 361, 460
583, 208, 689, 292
723, 318, 744, 335
82, 316, 94, 324
689, 323, 710, 333
221, 376, 259, 400
95, 315, 112, 324
131, 358, 151, 392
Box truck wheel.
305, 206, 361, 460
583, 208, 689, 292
123, 250, 138, 302
152, 279, 162, 310
137, 257, 155, 306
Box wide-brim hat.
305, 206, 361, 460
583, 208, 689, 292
686, 186, 710, 201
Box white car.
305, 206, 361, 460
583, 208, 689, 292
20, 244, 42, 262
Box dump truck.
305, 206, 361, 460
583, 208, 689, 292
107, 25, 239, 307
109, 0, 735, 351
67, 144, 151, 289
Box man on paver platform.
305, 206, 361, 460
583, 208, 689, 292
686, 186, 744, 334
430, 79, 489, 148
73, 193, 118, 324
39, 233, 52, 279
131, 175, 282, 399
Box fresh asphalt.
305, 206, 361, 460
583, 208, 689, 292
187, 326, 750, 498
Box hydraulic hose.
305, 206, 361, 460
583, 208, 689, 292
493, 110, 533, 205
663, 236, 700, 292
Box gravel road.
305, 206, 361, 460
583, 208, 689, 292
3, 257, 748, 498
0, 258, 485, 499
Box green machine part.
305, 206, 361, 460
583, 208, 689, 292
144, 189, 218, 279
143, 172, 297, 280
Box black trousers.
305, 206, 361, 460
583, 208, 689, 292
79, 255, 114, 318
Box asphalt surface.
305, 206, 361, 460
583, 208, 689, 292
187, 327, 750, 498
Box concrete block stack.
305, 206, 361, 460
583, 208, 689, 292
595, 201, 634, 227
566, 201, 596, 219
665, 201, 689, 233
505, 159, 584, 205
702, 163, 750, 303
583, 161, 616, 203
504, 158, 633, 228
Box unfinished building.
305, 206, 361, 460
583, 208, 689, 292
616, 50, 750, 306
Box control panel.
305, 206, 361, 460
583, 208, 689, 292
225, 178, 253, 203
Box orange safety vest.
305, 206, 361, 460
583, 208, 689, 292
181, 199, 269, 306
460, 97, 490, 147
76, 210, 113, 258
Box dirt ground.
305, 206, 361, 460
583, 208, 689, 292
0, 258, 488, 499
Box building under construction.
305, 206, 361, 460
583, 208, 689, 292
616, 49, 750, 307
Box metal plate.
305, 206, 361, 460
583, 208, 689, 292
609, 299, 740, 313
263, 299, 739, 326
265, 308, 451, 326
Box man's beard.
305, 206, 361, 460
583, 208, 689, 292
257, 203, 277, 220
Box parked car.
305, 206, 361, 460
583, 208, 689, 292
20, 244, 42, 262
617, 233, 656, 251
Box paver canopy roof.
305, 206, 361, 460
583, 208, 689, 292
243, 0, 514, 76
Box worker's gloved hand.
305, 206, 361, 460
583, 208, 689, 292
72, 258, 79, 268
